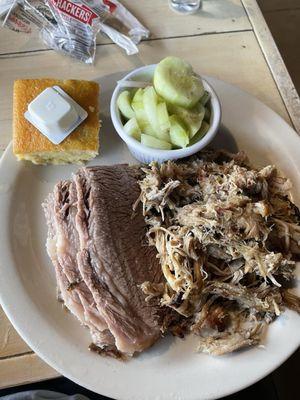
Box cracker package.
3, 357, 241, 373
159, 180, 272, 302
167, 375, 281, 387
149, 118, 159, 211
1, 0, 149, 63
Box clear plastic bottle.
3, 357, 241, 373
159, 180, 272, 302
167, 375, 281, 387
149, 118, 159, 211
169, 0, 202, 14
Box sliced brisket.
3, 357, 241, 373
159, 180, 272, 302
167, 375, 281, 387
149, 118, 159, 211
43, 164, 164, 356
74, 166, 163, 354
43, 181, 114, 348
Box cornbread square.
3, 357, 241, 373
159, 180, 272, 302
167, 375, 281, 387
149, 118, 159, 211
13, 79, 100, 164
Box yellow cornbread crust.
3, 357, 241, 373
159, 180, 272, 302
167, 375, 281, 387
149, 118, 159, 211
13, 79, 100, 164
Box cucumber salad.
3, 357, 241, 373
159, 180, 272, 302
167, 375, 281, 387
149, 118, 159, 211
117, 57, 211, 150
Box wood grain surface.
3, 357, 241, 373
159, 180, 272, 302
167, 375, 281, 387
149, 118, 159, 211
0, 0, 251, 54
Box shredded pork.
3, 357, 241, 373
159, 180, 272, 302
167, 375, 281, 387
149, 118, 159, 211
136, 150, 300, 355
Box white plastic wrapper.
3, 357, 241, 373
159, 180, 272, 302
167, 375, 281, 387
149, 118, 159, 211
0, 0, 14, 17
1, 0, 101, 62
96, 0, 149, 55
0, 390, 90, 400
0, 0, 149, 63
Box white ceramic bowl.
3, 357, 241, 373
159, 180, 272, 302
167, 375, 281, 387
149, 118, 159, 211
110, 64, 221, 163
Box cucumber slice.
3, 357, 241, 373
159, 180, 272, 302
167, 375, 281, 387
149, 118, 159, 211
132, 88, 156, 136
169, 115, 189, 148
204, 106, 211, 122
143, 86, 160, 133
117, 90, 135, 120
168, 102, 205, 138
131, 88, 144, 123
137, 113, 157, 136
200, 90, 210, 106
156, 102, 171, 142
153, 56, 204, 109
131, 88, 144, 112
157, 102, 170, 132
123, 117, 141, 141
189, 121, 210, 145
141, 134, 172, 150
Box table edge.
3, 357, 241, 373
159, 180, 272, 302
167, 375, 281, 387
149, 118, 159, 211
242, 0, 300, 134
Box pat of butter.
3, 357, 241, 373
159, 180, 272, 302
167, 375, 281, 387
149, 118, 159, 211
24, 86, 88, 145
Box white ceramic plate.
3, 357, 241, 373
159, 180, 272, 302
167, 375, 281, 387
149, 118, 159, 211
0, 75, 299, 400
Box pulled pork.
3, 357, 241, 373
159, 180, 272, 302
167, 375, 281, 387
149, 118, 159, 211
136, 150, 300, 355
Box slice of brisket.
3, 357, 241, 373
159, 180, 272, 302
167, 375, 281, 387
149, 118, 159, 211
43, 164, 164, 356
43, 182, 114, 348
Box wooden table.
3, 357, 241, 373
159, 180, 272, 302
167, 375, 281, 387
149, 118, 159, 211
0, 0, 299, 392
